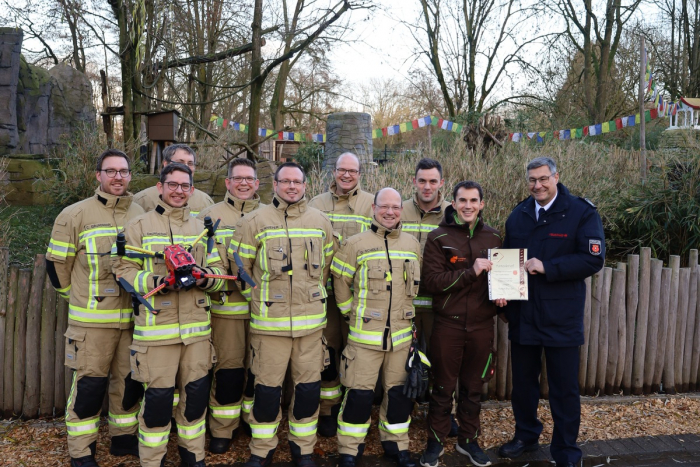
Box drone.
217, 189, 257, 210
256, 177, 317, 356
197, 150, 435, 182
88, 216, 256, 315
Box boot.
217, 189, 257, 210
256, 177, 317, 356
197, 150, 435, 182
109, 434, 139, 457
208, 436, 231, 454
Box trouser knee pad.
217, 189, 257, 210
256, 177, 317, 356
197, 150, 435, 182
74, 376, 109, 419
253, 385, 282, 422
144, 387, 175, 428
122, 373, 145, 411
184, 375, 210, 422
342, 389, 374, 424
214, 367, 246, 405
244, 369, 256, 398
386, 386, 413, 424
293, 381, 321, 420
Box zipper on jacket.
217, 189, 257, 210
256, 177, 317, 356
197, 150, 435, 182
464, 230, 473, 330
383, 233, 392, 351
284, 210, 293, 311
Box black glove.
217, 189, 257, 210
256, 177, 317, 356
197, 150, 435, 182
403, 337, 431, 399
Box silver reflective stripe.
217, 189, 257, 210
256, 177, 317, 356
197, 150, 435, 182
181, 324, 211, 335
210, 407, 241, 417
68, 308, 122, 321
251, 425, 278, 435
292, 316, 326, 327
212, 304, 248, 313
108, 414, 138, 426
349, 329, 382, 342
413, 298, 432, 307
290, 422, 317, 435
392, 330, 412, 344
251, 317, 290, 328
139, 432, 169, 444
338, 423, 369, 434
67, 421, 99, 434
379, 419, 410, 432
134, 327, 179, 337
178, 424, 205, 437
321, 388, 341, 397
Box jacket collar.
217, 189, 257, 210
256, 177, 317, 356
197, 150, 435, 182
154, 198, 191, 222
272, 194, 308, 216
225, 190, 260, 214
370, 218, 402, 239
521, 183, 571, 217
329, 180, 363, 210
412, 191, 446, 214
441, 205, 484, 233
95, 188, 134, 212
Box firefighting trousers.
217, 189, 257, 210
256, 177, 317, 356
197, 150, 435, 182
248, 330, 325, 458
208, 317, 252, 438
64, 326, 141, 458
427, 324, 494, 443
337, 343, 412, 457
129, 340, 215, 467
320, 299, 348, 416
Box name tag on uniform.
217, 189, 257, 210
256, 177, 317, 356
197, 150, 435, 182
105, 288, 116, 293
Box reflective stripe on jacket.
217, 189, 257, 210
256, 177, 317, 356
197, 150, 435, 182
112, 200, 225, 346
197, 191, 261, 319
228, 195, 335, 337
309, 182, 373, 243
133, 185, 214, 217
46, 189, 144, 329
331, 219, 421, 351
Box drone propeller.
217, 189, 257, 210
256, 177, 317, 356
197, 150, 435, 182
207, 218, 221, 254
232, 250, 257, 289
117, 277, 159, 314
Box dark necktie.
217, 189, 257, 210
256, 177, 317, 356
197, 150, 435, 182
538, 207, 545, 221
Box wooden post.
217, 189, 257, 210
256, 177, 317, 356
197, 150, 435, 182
22, 255, 45, 418
496, 318, 508, 401
606, 268, 625, 394
639, 36, 647, 181
596, 268, 613, 393
622, 254, 639, 394
13, 269, 31, 416
653, 268, 672, 391
632, 247, 651, 394
2, 264, 18, 417
0, 247, 8, 412
691, 268, 700, 391
681, 266, 697, 392
55, 298, 68, 413
579, 276, 592, 394
39, 276, 56, 417
663, 256, 681, 394
150, 141, 159, 174
586, 270, 604, 395
674, 268, 690, 390
643, 259, 663, 393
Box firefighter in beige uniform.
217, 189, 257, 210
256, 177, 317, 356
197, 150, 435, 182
308, 152, 373, 437
47, 150, 145, 467
113, 163, 225, 467
197, 158, 261, 454
230, 162, 335, 467
134, 143, 214, 217
332, 188, 421, 467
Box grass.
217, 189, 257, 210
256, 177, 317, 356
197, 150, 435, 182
0, 205, 61, 267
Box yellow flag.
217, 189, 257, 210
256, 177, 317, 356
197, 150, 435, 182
602, 122, 610, 133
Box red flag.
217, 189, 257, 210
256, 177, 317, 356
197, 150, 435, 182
223, 119, 229, 129
412, 119, 419, 130
650, 108, 658, 119
437, 119, 444, 128
508, 133, 513, 140
583, 126, 589, 136
278, 131, 284, 140
382, 128, 388, 137
553, 130, 559, 139
615, 118, 623, 130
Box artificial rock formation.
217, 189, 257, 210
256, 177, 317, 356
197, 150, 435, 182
323, 112, 373, 170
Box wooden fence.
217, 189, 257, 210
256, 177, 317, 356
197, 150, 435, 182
0, 247, 699, 419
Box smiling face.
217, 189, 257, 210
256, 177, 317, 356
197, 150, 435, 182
274, 166, 306, 204
413, 168, 445, 208
372, 188, 403, 230
334, 153, 361, 195
225, 164, 259, 200
96, 156, 131, 196
157, 169, 194, 208
165, 148, 196, 173
452, 187, 484, 229
527, 165, 559, 206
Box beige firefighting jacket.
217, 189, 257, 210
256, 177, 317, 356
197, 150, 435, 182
229, 194, 335, 337
309, 182, 374, 243
401, 192, 450, 311
331, 219, 421, 352
197, 191, 261, 319
133, 185, 214, 217
112, 200, 225, 346
46, 189, 144, 329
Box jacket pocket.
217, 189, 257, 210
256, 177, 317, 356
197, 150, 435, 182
367, 265, 388, 293
266, 242, 287, 277
321, 335, 331, 371
402, 308, 415, 320
403, 260, 420, 297
129, 344, 150, 383
305, 237, 322, 278
339, 345, 357, 388
64, 327, 87, 370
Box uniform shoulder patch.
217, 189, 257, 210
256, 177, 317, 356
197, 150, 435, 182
579, 196, 597, 208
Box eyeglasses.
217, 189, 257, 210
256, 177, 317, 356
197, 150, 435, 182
335, 168, 360, 176
172, 160, 195, 168
164, 182, 192, 191
376, 204, 403, 212
276, 179, 304, 186
228, 176, 256, 184
100, 169, 131, 178
527, 174, 556, 186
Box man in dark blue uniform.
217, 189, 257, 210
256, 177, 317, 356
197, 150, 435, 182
495, 157, 604, 467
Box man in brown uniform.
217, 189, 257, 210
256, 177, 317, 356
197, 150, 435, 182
309, 152, 374, 437
419, 181, 501, 467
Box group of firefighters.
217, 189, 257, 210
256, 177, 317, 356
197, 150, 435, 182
47, 143, 605, 467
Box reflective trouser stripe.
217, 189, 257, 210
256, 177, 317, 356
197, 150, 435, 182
66, 416, 100, 436
139, 428, 169, 447
413, 296, 432, 307
338, 421, 369, 437
391, 328, 413, 346
108, 411, 139, 427
251, 423, 279, 438
289, 421, 317, 437
242, 400, 253, 413
209, 405, 241, 419
173, 391, 180, 407
320, 385, 342, 399
348, 327, 382, 345
379, 418, 410, 434
177, 419, 206, 440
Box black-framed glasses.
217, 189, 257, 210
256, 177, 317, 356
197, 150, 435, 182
164, 182, 192, 191
100, 169, 131, 178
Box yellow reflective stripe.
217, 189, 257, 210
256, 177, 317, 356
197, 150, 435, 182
180, 321, 211, 340
242, 400, 253, 413
177, 419, 206, 439
211, 301, 249, 315
327, 213, 371, 225
134, 271, 152, 295
66, 416, 100, 436
233, 241, 256, 259
337, 297, 352, 315
289, 420, 317, 437
348, 325, 382, 345
250, 422, 279, 438
108, 411, 139, 427
320, 385, 342, 399
402, 223, 438, 233
209, 404, 242, 419
338, 420, 370, 437
78, 226, 118, 242
133, 323, 180, 341
68, 304, 133, 324
331, 258, 355, 278
139, 428, 169, 447
379, 418, 410, 434
47, 239, 76, 258
250, 312, 326, 331
391, 327, 413, 346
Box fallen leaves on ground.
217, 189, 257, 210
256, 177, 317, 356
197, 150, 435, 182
2, 398, 700, 466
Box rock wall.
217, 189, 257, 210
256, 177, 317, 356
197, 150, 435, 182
0, 28, 95, 156
658, 129, 700, 157
323, 112, 373, 171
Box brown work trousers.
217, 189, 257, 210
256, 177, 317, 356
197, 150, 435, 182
427, 323, 494, 443
64, 326, 139, 458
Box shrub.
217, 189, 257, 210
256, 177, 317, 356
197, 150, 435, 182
294, 143, 324, 174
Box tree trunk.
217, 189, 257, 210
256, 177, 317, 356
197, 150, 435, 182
247, 0, 264, 160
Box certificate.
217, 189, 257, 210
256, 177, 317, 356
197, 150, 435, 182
488, 249, 528, 300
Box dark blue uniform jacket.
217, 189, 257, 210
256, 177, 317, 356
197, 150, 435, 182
503, 183, 605, 347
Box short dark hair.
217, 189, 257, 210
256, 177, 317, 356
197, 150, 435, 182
274, 161, 306, 182
527, 157, 557, 175
415, 158, 443, 178
163, 144, 197, 164
452, 180, 483, 201
228, 158, 257, 178
96, 149, 130, 171
160, 162, 193, 185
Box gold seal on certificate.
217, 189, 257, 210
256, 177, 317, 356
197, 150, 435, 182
488, 249, 528, 300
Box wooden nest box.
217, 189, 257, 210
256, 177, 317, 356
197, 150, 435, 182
147, 110, 181, 142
